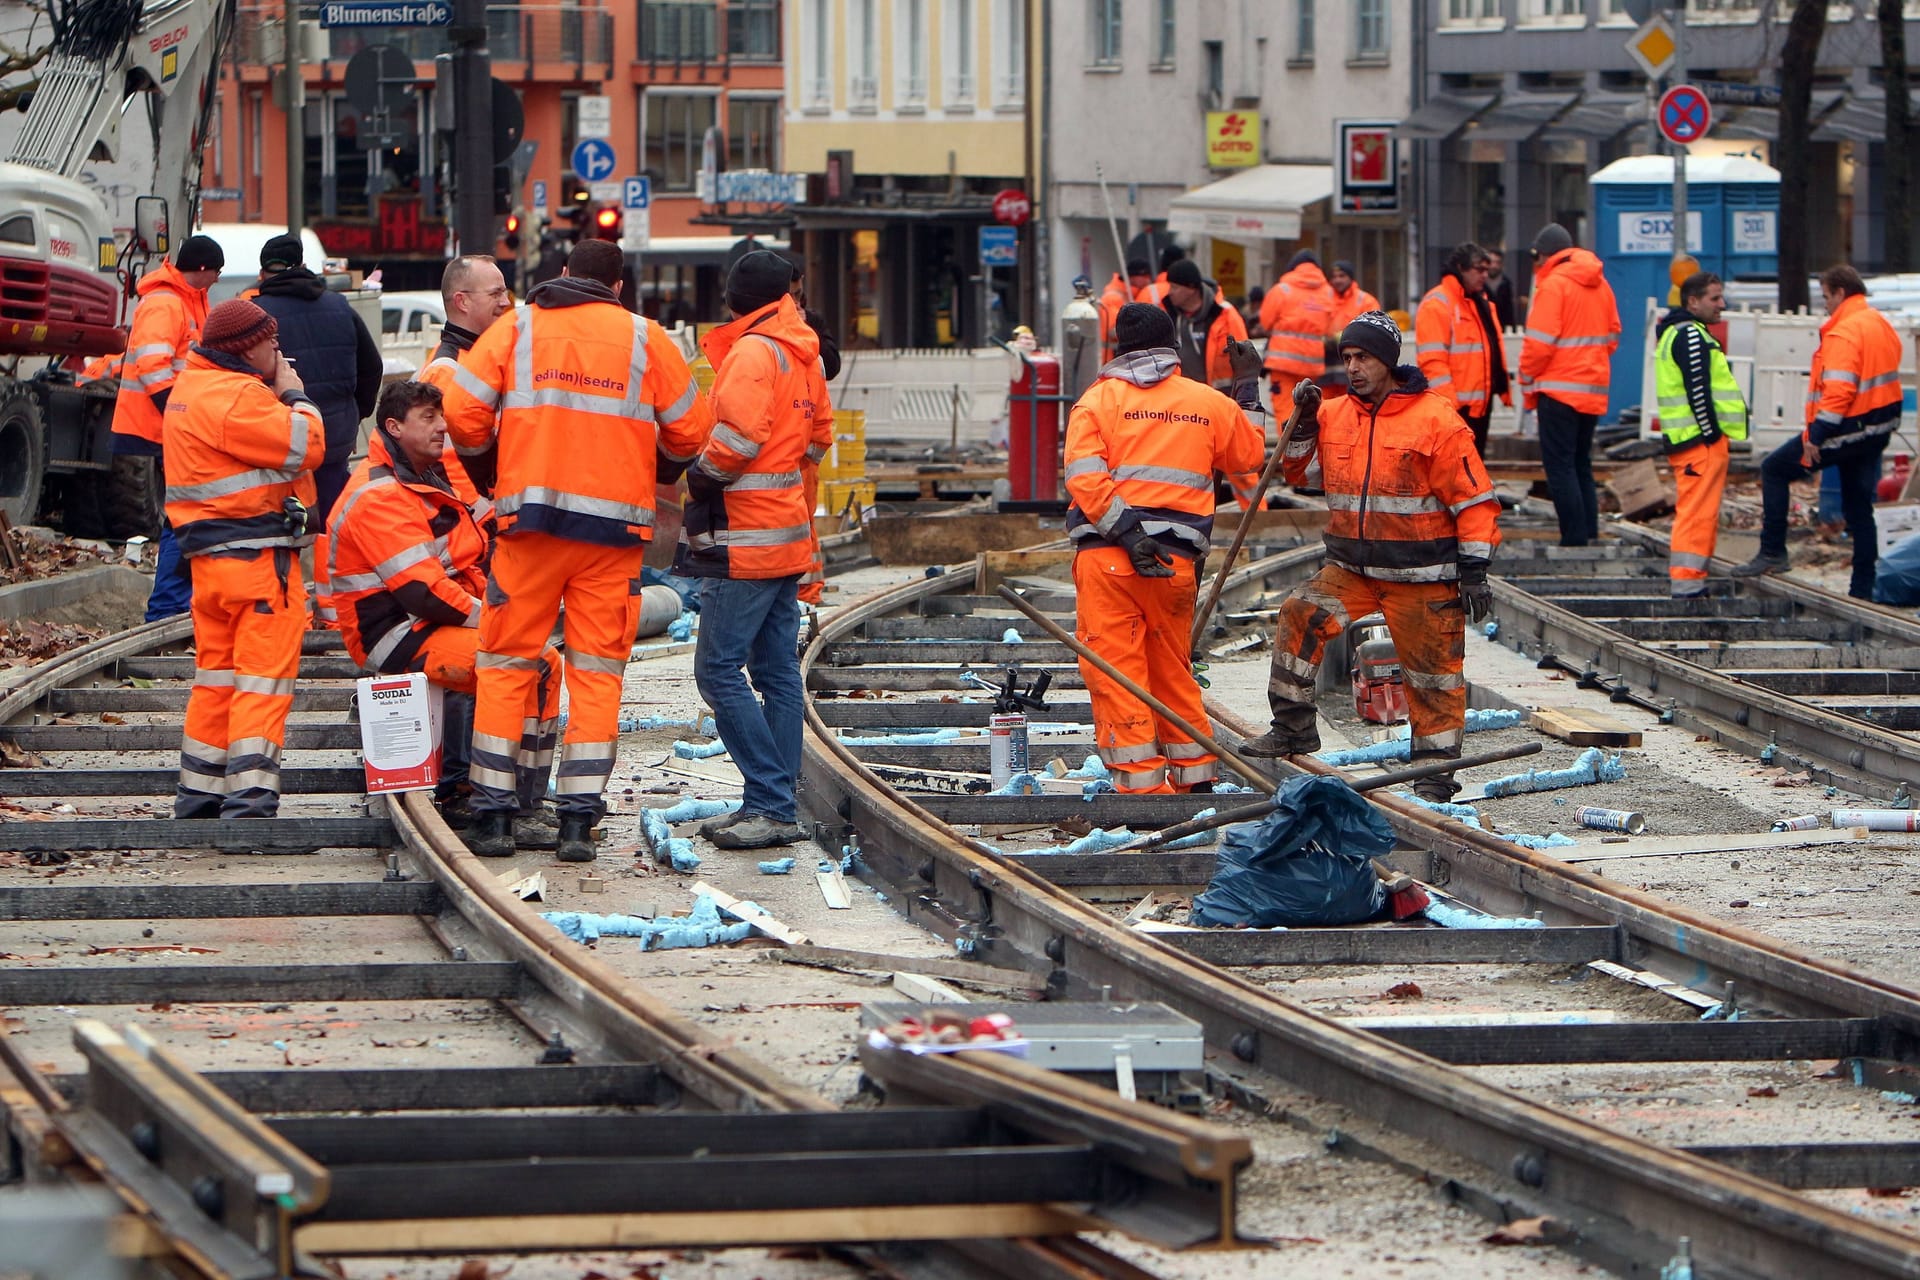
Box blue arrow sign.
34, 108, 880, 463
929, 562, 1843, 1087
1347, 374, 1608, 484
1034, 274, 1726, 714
319, 1, 450, 27
623, 176, 651, 211
571, 138, 617, 184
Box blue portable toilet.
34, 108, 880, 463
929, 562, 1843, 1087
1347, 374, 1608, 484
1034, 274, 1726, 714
1589, 155, 1780, 422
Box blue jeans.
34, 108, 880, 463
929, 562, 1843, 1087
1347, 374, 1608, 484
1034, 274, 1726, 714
145, 521, 192, 621
694, 576, 803, 823
1759, 434, 1886, 599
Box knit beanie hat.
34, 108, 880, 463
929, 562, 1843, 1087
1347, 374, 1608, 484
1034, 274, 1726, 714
176, 234, 225, 272
1532, 222, 1574, 258
1287, 248, 1320, 271
1113, 302, 1175, 355
1166, 258, 1204, 289
1333, 259, 1358, 279
1337, 310, 1402, 369
260, 233, 305, 272
200, 298, 278, 356
726, 250, 794, 316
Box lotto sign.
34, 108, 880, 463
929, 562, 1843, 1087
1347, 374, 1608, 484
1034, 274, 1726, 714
1657, 84, 1713, 146
1205, 111, 1260, 168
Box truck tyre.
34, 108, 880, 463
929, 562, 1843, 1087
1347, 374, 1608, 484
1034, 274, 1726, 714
0, 389, 46, 528
90, 453, 163, 540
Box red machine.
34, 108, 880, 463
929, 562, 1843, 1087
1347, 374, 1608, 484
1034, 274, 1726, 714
1348, 614, 1408, 725
1008, 352, 1062, 501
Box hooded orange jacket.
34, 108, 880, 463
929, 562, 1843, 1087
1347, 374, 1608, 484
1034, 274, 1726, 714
1260, 261, 1335, 381
114, 261, 210, 453
1519, 248, 1620, 415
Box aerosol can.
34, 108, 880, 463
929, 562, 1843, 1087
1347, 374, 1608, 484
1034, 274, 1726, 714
1348, 613, 1408, 725
979, 666, 1051, 789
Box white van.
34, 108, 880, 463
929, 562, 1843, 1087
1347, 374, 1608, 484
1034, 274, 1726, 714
192, 223, 328, 303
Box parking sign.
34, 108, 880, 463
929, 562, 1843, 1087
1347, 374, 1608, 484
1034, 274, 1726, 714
623, 176, 651, 211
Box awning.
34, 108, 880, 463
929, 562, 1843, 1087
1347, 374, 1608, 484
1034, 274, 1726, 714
1395, 93, 1497, 141
1464, 91, 1578, 142
1537, 91, 1645, 143
1814, 88, 1890, 143
1716, 104, 1779, 141
1166, 165, 1334, 243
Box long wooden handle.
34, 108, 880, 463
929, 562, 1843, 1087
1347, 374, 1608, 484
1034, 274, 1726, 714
1190, 397, 1311, 654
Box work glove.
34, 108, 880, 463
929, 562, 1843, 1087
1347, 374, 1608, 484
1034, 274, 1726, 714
1291, 378, 1323, 417
1458, 559, 1493, 624
1120, 527, 1176, 578
1226, 338, 1264, 383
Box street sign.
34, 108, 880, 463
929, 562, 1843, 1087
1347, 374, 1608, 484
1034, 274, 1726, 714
622, 208, 651, 255
1695, 79, 1782, 108
979, 225, 1018, 268
1625, 14, 1677, 81
320, 0, 450, 26
623, 176, 651, 211
589, 181, 621, 203
202, 187, 242, 202
1657, 84, 1713, 146
577, 94, 611, 141
992, 189, 1031, 226
570, 138, 616, 183
532, 179, 548, 216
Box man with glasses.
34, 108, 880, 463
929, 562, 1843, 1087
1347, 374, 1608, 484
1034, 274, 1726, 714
422, 254, 515, 501
1416, 243, 1510, 456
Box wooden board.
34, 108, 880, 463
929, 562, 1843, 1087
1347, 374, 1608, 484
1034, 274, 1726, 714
866, 513, 1056, 565
975, 549, 1074, 595
1555, 826, 1867, 864
1527, 706, 1644, 748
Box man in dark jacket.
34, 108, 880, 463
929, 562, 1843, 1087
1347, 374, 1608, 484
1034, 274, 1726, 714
250, 233, 383, 524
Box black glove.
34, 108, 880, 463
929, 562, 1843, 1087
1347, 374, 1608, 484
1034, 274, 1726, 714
1121, 528, 1175, 578
1226, 337, 1264, 383
686, 468, 724, 502
657, 448, 693, 484
1291, 378, 1323, 416
1458, 559, 1493, 624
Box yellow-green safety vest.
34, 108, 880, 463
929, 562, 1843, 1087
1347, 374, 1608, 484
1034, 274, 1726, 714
1655, 320, 1748, 446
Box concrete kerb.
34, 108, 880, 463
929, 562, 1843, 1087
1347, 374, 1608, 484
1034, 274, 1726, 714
0, 565, 150, 624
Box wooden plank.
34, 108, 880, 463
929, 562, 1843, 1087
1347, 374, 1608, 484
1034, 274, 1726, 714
892, 971, 974, 1003
0, 766, 368, 797
1152, 924, 1622, 968
0, 881, 440, 921
1370, 1016, 1883, 1065
1684, 1141, 1920, 1191
690, 881, 810, 945
917, 794, 1223, 827
1555, 826, 1866, 864
49, 687, 357, 714
816, 864, 853, 909
865, 513, 1053, 565
975, 549, 1074, 596
0, 961, 524, 1006
818, 701, 1094, 728
1527, 707, 1644, 748
0, 817, 395, 853
3, 723, 364, 751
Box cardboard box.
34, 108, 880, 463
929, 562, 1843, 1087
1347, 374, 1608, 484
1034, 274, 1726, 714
1878, 501, 1920, 557
356, 673, 442, 794
1604, 457, 1675, 521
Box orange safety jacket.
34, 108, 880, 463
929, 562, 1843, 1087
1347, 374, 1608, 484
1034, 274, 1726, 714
417, 325, 493, 510
1260, 262, 1335, 382
326, 431, 489, 673
679, 296, 834, 581
1281, 367, 1501, 582
162, 348, 325, 558
114, 261, 210, 454
1329, 285, 1382, 336
1098, 274, 1131, 361
1134, 273, 1171, 307
1416, 274, 1508, 418
1065, 349, 1266, 559
440, 277, 710, 548
1519, 247, 1620, 415
1162, 288, 1250, 388
1804, 292, 1905, 450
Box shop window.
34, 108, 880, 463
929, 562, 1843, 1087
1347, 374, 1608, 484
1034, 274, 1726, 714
644, 93, 718, 192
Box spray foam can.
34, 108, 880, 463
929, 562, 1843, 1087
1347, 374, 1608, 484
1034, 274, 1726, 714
990, 712, 1029, 788
1576, 806, 1646, 835
1831, 809, 1920, 832
1771, 814, 1820, 832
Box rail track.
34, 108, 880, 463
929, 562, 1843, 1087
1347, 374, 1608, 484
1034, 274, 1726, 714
798, 527, 1920, 1280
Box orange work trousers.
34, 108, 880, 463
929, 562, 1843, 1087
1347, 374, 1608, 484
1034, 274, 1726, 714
1073, 546, 1216, 793
177, 548, 306, 819
473, 531, 643, 821
410, 625, 562, 809
1268, 562, 1466, 759
1667, 437, 1728, 598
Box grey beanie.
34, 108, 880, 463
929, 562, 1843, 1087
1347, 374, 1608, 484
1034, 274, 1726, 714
1532, 223, 1574, 257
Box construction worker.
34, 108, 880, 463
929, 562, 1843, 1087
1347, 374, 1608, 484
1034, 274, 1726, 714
327, 380, 562, 835
1733, 263, 1902, 599
1135, 245, 1186, 307
115, 233, 224, 622
1653, 272, 1747, 598
1327, 260, 1381, 334
1485, 248, 1518, 332
421, 253, 514, 502
679, 251, 833, 851
1159, 258, 1263, 511
1416, 243, 1511, 456
1519, 223, 1620, 548
1241, 312, 1501, 804
1098, 269, 1137, 361
791, 260, 839, 614
1260, 249, 1336, 408
164, 299, 325, 819
1065, 304, 1266, 793
442, 239, 711, 862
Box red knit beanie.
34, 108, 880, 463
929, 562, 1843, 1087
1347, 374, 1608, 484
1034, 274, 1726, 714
200, 299, 278, 356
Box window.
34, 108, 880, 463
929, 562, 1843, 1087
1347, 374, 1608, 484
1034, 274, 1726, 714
644, 92, 717, 191
1352, 0, 1386, 58
801, 0, 830, 108
1153, 0, 1175, 66
897, 0, 928, 106
1600, 0, 1635, 22
1292, 0, 1313, 63
1090, 0, 1120, 66
1442, 0, 1502, 25
1518, 0, 1584, 23
849, 0, 878, 108
1203, 40, 1223, 100
728, 96, 779, 171
727, 0, 780, 59
992, 0, 1026, 106
946, 0, 976, 107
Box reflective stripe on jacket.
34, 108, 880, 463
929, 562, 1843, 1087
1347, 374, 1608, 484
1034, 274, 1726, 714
1655, 316, 1747, 449
1416, 274, 1501, 416
416, 327, 493, 513
114, 262, 209, 453
1518, 247, 1620, 415
440, 280, 711, 549
1282, 366, 1502, 582
1259, 262, 1334, 380
1804, 292, 1903, 450
162, 348, 325, 557
1064, 348, 1266, 559
678, 295, 834, 580
326, 432, 489, 673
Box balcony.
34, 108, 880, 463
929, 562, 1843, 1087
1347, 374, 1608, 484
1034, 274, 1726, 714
639, 1, 781, 66
236, 5, 615, 72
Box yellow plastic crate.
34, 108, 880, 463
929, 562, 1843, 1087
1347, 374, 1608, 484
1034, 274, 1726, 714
820, 479, 876, 516
821, 409, 867, 481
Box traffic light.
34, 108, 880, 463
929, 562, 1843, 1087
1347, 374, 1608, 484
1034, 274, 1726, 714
552, 191, 590, 245
592, 205, 621, 241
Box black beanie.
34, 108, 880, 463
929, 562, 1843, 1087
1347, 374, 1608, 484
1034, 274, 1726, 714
176, 234, 225, 272
1338, 310, 1403, 369
1166, 258, 1204, 289
726, 250, 794, 316
1287, 248, 1320, 271
1532, 222, 1574, 257
1113, 302, 1175, 355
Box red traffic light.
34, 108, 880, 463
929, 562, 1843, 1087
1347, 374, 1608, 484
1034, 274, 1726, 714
505, 213, 520, 233
595, 207, 619, 229
592, 205, 622, 241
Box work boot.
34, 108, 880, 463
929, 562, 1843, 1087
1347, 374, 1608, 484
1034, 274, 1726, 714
1239, 726, 1320, 759
464, 811, 515, 858
698, 808, 744, 839
1729, 552, 1790, 578
436, 788, 476, 831
513, 804, 561, 847
709, 814, 805, 850
1411, 775, 1462, 805
555, 816, 598, 863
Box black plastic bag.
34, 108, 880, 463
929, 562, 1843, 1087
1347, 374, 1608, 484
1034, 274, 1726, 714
1874, 531, 1920, 608
1190, 774, 1392, 928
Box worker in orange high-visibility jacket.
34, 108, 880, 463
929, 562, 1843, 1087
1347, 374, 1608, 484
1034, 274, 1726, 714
792, 270, 842, 612
1242, 312, 1502, 805
1159, 258, 1265, 511
1134, 246, 1187, 307
1416, 242, 1512, 456
442, 239, 712, 864
1519, 223, 1620, 547
76, 352, 126, 385
117, 234, 225, 623
1260, 249, 1336, 408
1733, 263, 1904, 599
1066, 304, 1267, 793
1326, 260, 1381, 336
676, 252, 834, 851
163, 299, 325, 820
1097, 270, 1136, 362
